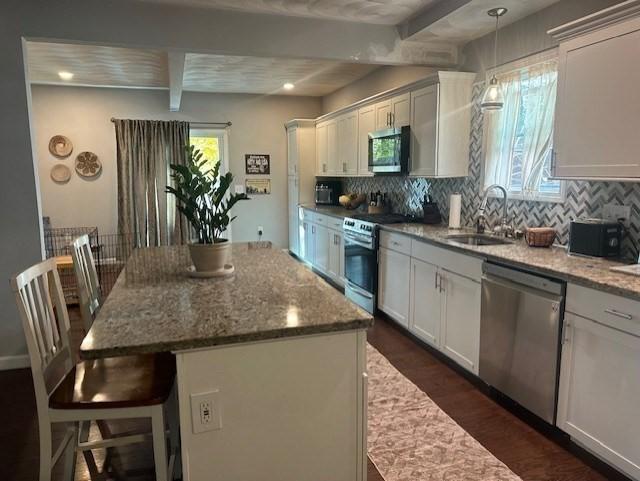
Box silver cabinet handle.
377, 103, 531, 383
439, 272, 445, 293
562, 321, 571, 345
391, 241, 400, 246
343, 162, 347, 172
323, 163, 327, 173
604, 308, 633, 320
391, 112, 395, 126
435, 271, 439, 290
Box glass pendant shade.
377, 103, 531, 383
481, 75, 504, 111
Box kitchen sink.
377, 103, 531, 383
445, 234, 513, 246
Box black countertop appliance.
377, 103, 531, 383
568, 219, 623, 258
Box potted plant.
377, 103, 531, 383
166, 145, 249, 272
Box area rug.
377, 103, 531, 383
367, 344, 522, 481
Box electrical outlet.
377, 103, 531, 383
257, 226, 264, 237
190, 390, 221, 434
234, 184, 245, 195
603, 203, 631, 227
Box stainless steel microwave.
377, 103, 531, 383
368, 126, 410, 174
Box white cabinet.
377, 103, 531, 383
316, 121, 328, 175
287, 127, 298, 176
440, 269, 481, 373
373, 93, 410, 130
410, 72, 475, 177
314, 224, 329, 272
550, 8, 640, 179
357, 105, 375, 176
327, 229, 345, 285
409, 258, 441, 348
374, 100, 392, 131
288, 177, 300, 255
326, 119, 338, 175
337, 111, 358, 176
301, 220, 314, 264
378, 246, 411, 328
557, 284, 640, 480
300, 208, 344, 285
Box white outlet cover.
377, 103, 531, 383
234, 184, 245, 195
602, 203, 631, 226
190, 390, 222, 434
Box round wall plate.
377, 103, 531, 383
50, 164, 71, 183
75, 151, 102, 178
49, 135, 73, 158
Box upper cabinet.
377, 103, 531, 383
549, 3, 640, 179
410, 72, 475, 177
314, 71, 475, 178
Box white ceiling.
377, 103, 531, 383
27, 42, 380, 96
136, 0, 440, 25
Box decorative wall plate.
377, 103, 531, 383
50, 164, 71, 183
48, 135, 73, 158
75, 151, 102, 178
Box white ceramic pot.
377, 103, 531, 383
188, 240, 231, 272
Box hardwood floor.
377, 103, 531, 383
1, 309, 628, 481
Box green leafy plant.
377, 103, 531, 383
166, 145, 249, 244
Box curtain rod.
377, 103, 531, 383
110, 118, 232, 127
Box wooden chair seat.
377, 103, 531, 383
50, 352, 176, 410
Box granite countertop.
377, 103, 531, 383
80, 243, 373, 359
381, 223, 640, 302
299, 203, 365, 219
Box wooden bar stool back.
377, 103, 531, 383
11, 258, 177, 481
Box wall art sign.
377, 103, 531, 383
245, 178, 271, 195
245, 154, 270, 175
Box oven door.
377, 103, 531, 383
344, 230, 377, 310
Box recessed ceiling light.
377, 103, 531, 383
283, 83, 294, 91
58, 71, 74, 81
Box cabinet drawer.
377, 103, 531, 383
327, 216, 343, 231
566, 284, 640, 336
302, 208, 315, 223
379, 231, 411, 255
313, 213, 328, 227
411, 239, 483, 282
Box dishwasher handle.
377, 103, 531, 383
482, 272, 564, 306
483, 262, 564, 296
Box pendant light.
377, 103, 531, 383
481, 7, 508, 111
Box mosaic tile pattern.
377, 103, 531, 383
346, 83, 640, 260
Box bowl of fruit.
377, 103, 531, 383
339, 193, 367, 210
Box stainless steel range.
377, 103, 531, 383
343, 213, 411, 313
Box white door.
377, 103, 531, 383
554, 23, 640, 179
287, 176, 299, 256
409, 258, 441, 348
391, 93, 411, 127
357, 105, 375, 176
316, 122, 328, 175
338, 112, 359, 176
410, 84, 439, 176
377, 247, 411, 328
440, 269, 481, 373
287, 127, 298, 176
557, 313, 640, 480
314, 224, 329, 273
326, 119, 339, 176
374, 100, 392, 131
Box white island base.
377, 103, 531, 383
175, 329, 368, 481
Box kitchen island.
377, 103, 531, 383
80, 243, 373, 481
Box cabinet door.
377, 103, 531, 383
554, 23, 640, 179
374, 100, 392, 130
391, 93, 411, 127
409, 258, 441, 348
440, 270, 481, 373
316, 123, 328, 175
410, 85, 438, 176
287, 127, 298, 176
358, 105, 375, 176
314, 224, 329, 272
557, 313, 640, 480
325, 119, 339, 176
327, 229, 344, 284
338, 112, 358, 176
302, 221, 314, 264
377, 247, 411, 327
287, 176, 299, 256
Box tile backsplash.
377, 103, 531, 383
345, 83, 640, 260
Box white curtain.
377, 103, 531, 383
483, 59, 557, 196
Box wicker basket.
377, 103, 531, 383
524, 227, 556, 247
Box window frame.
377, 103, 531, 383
481, 48, 566, 204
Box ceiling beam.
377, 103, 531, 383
168, 51, 185, 112
398, 0, 473, 40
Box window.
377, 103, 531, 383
483, 53, 563, 202
189, 128, 225, 175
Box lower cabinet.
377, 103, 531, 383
314, 224, 329, 273
301, 220, 314, 264
409, 258, 440, 348
557, 311, 640, 480
300, 209, 344, 285
327, 229, 345, 286
378, 247, 411, 328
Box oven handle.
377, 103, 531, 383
344, 232, 374, 249
346, 281, 374, 300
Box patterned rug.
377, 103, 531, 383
367, 344, 522, 481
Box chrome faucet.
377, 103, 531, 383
476, 184, 513, 237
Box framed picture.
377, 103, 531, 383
245, 178, 271, 195
245, 154, 270, 175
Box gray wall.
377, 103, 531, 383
32, 85, 321, 246
321, 65, 435, 114
461, 0, 622, 76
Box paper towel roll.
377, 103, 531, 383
449, 193, 462, 229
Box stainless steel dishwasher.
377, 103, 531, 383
480, 262, 565, 424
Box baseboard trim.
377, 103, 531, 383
0, 354, 30, 370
